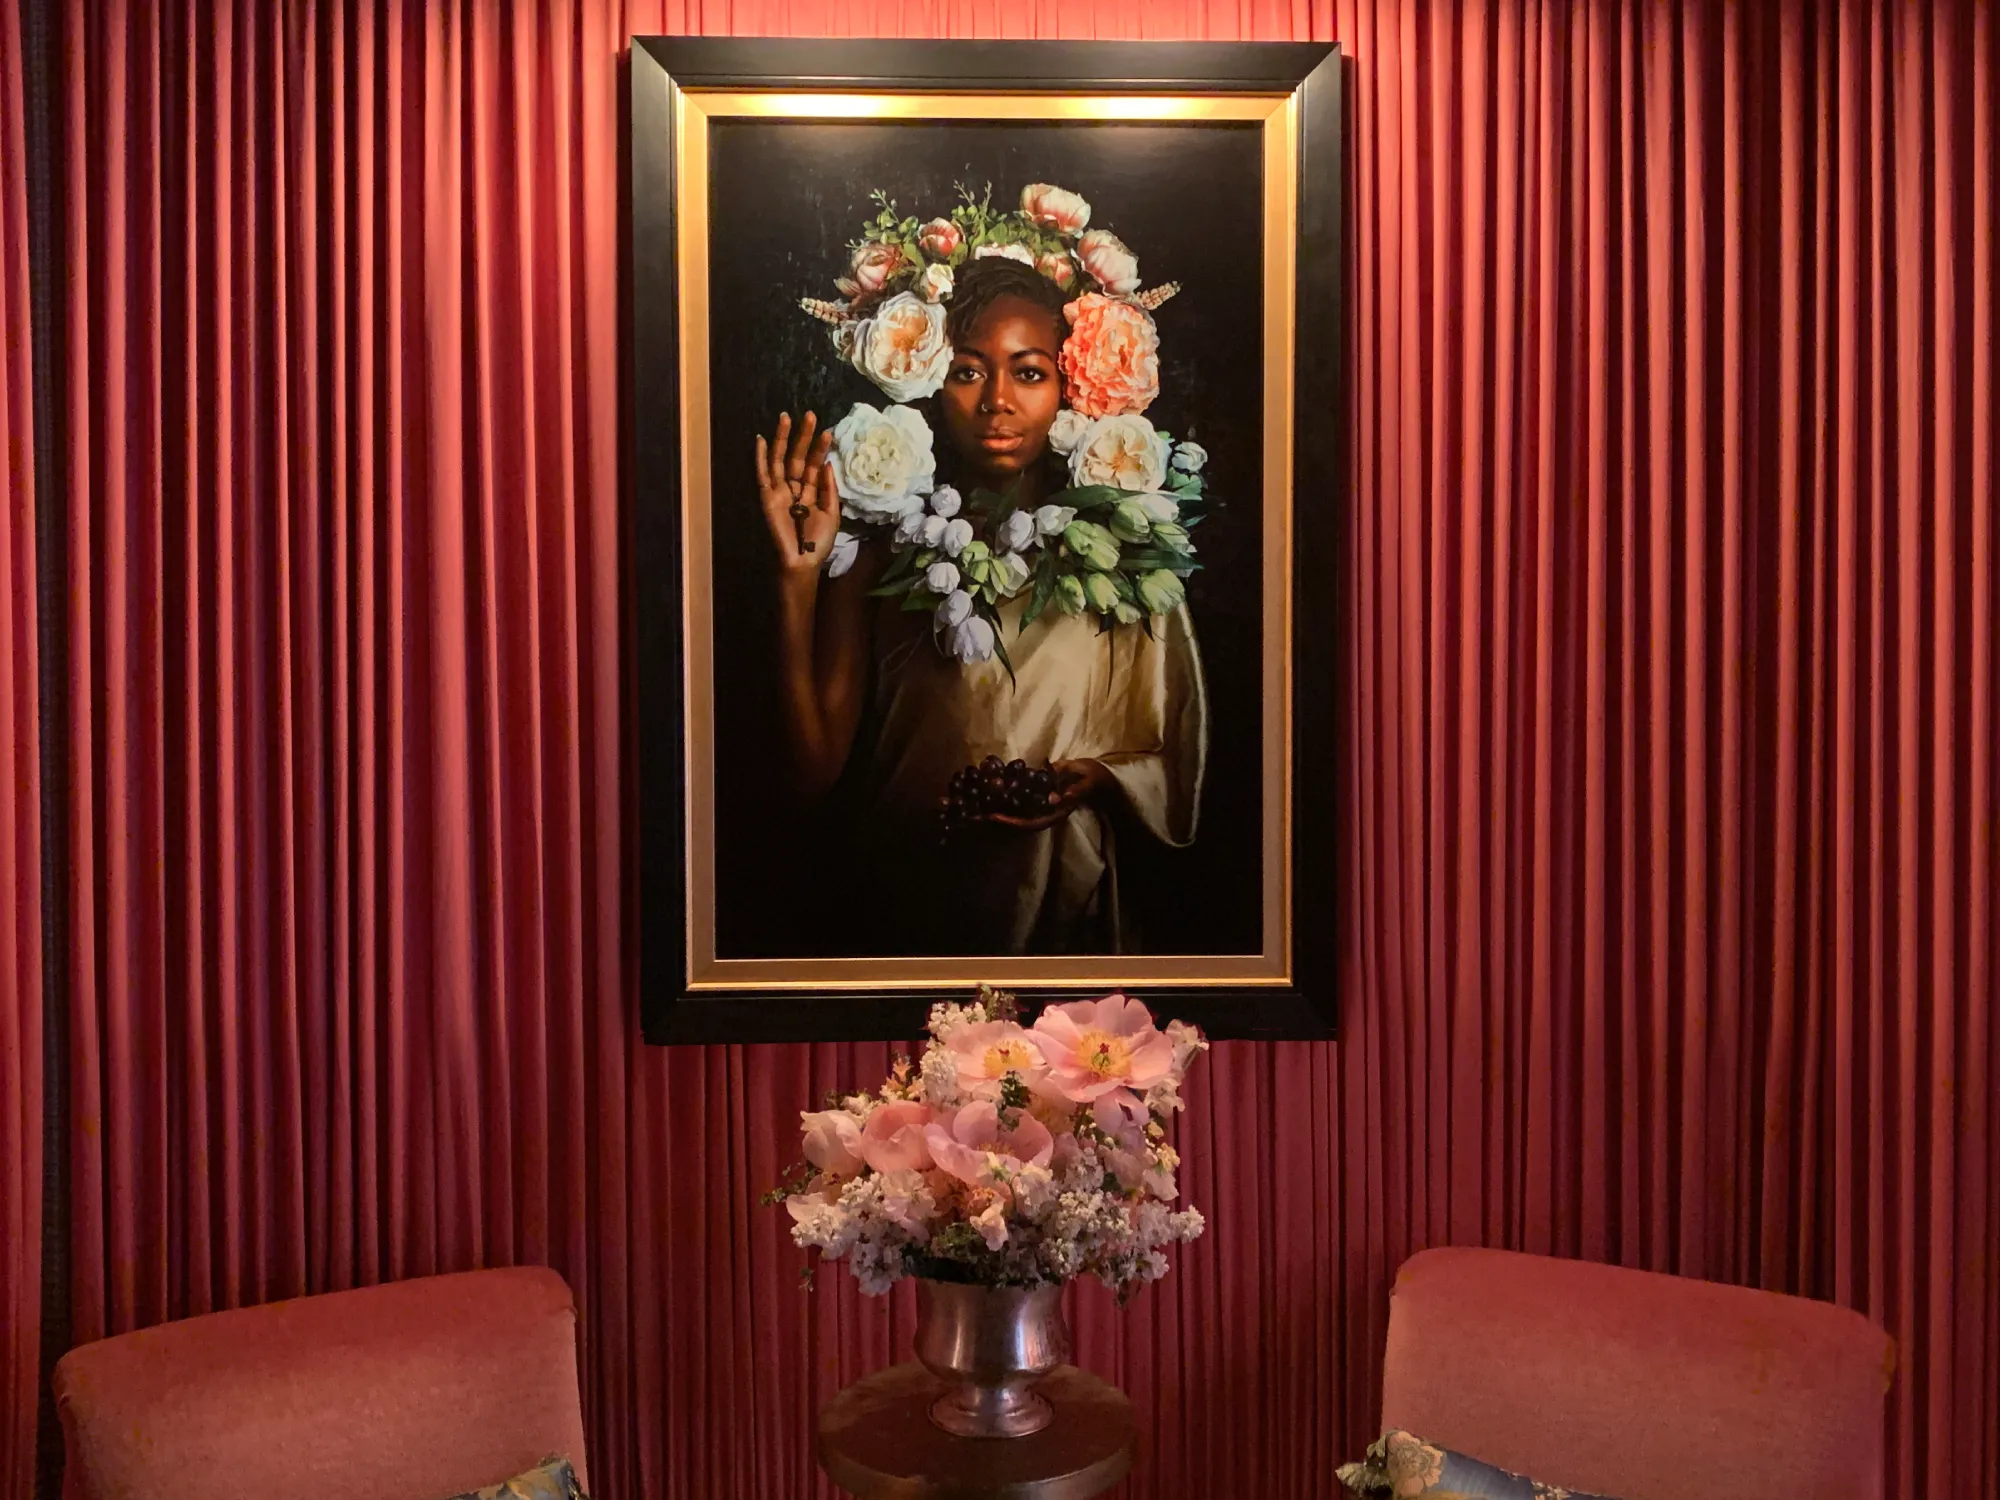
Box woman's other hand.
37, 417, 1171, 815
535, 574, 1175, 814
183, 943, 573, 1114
978, 759, 1114, 832
755, 411, 840, 577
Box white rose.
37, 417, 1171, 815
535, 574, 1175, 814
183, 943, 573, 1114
827, 402, 937, 523
929, 485, 962, 518
1068, 412, 1169, 492
1033, 503, 1077, 537
1047, 408, 1091, 455
1171, 440, 1208, 473
846, 292, 953, 403
926, 561, 960, 594
935, 589, 973, 629
991, 551, 1033, 596
1077, 229, 1140, 294
1130, 491, 1179, 524
948, 614, 996, 664
1019, 183, 1091, 235
918, 262, 954, 303
997, 510, 1036, 553
825, 530, 861, 578
940, 518, 975, 558
973, 242, 1036, 267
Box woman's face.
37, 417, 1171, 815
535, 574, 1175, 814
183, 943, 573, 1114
938, 295, 1065, 486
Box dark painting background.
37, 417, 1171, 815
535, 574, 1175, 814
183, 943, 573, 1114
704, 118, 1266, 958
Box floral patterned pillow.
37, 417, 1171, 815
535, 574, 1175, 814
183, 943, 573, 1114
1338, 1430, 1621, 1500
440, 1455, 587, 1500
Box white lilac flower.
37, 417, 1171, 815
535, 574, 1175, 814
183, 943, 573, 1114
997, 510, 1036, 552
1171, 439, 1208, 473
919, 1046, 964, 1110
935, 589, 973, 630
827, 402, 937, 523
1033, 503, 1077, 537
1047, 409, 1091, 456
925, 561, 960, 594
948, 614, 997, 664
825, 530, 860, 578
929, 485, 962, 519
940, 518, 975, 558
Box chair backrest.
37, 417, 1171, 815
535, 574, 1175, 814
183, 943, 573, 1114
54, 1267, 588, 1500
1380, 1247, 1892, 1500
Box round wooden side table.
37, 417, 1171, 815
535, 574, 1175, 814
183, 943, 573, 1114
816, 1361, 1136, 1500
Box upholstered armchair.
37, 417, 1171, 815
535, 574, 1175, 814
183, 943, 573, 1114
52, 1267, 588, 1500
1378, 1247, 1894, 1499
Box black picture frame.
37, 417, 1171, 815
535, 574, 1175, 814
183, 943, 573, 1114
629, 37, 1345, 1044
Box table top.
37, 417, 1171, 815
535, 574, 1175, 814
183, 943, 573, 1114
816, 1361, 1136, 1500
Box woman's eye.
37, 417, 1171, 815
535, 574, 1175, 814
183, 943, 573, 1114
951, 367, 982, 383
1017, 368, 1046, 383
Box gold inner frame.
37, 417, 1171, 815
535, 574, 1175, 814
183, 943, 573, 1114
674, 89, 1296, 990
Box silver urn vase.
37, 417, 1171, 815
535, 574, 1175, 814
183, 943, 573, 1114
912, 1278, 1071, 1438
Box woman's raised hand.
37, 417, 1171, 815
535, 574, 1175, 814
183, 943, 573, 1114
755, 412, 841, 576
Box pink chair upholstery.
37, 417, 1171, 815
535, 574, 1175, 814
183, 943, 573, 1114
53, 1267, 588, 1500
1380, 1248, 1893, 1500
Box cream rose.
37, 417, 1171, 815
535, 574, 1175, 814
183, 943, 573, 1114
1047, 409, 1092, 455
1020, 183, 1092, 235
918, 218, 962, 258
827, 402, 936, 524
847, 291, 953, 402
917, 263, 954, 303
1068, 413, 1170, 493
1059, 294, 1160, 417
1076, 228, 1140, 294
974, 242, 1036, 267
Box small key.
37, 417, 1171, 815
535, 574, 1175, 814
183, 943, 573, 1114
789, 500, 815, 554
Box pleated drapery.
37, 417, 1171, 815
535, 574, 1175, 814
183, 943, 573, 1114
2, 2, 1996, 1499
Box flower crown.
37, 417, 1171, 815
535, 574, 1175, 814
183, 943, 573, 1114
800, 183, 1210, 673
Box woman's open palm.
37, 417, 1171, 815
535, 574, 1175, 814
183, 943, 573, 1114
755, 411, 841, 575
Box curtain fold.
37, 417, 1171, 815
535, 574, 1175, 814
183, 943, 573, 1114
9, 1, 1996, 1498
1, 0, 45, 1491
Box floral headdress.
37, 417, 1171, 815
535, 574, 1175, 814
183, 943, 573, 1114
800, 183, 1212, 673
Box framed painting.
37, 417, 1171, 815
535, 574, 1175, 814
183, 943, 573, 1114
630, 38, 1344, 1042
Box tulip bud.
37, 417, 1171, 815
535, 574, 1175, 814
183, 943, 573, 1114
1056, 576, 1087, 615
1082, 573, 1121, 614
1108, 501, 1153, 544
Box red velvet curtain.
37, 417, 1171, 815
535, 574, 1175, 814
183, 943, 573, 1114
1, 0, 45, 1492
4, 1, 1995, 1498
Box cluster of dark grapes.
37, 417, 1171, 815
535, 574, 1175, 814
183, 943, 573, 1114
937, 756, 1065, 844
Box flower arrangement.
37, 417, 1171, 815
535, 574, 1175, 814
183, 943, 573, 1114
772, 987, 1207, 1301
799, 183, 1213, 672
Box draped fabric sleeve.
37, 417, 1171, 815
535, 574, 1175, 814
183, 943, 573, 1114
1092, 604, 1208, 848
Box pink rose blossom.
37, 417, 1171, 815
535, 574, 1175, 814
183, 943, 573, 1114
800, 1108, 866, 1178
1030, 992, 1175, 1103
1076, 228, 1140, 294
850, 240, 906, 295
1060, 295, 1161, 418
945, 1020, 1047, 1096
1037, 251, 1077, 289
923, 1100, 1055, 1187
918, 218, 963, 259
857, 1098, 934, 1174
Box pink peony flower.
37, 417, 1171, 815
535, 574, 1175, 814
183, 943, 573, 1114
918, 218, 963, 259
923, 1099, 1055, 1187
945, 1020, 1047, 1096
1030, 993, 1175, 1103
857, 1098, 934, 1174
850, 240, 907, 295
1020, 183, 1092, 236
800, 1108, 867, 1178
1076, 228, 1140, 294
1037, 251, 1077, 289
1060, 295, 1161, 418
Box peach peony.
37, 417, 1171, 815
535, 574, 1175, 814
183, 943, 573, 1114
1076, 228, 1140, 294
857, 1098, 934, 1174
923, 1099, 1055, 1187
1020, 183, 1092, 235
1030, 993, 1174, 1103
945, 1020, 1048, 1097
1060, 294, 1160, 418
800, 1108, 866, 1178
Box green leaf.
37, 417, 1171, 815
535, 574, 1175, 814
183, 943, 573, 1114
865, 578, 915, 598
1023, 563, 1056, 631
1053, 484, 1128, 512
903, 590, 939, 612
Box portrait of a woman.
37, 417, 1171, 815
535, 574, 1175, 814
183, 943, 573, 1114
745, 186, 1213, 959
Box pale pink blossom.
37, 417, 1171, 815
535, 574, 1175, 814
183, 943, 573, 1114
1076, 228, 1140, 294
1031, 993, 1175, 1103
850, 240, 907, 294
923, 1099, 1055, 1187
1020, 183, 1092, 235
918, 218, 963, 259
945, 1020, 1048, 1096
858, 1098, 934, 1174
800, 1108, 865, 1178
1037, 251, 1078, 289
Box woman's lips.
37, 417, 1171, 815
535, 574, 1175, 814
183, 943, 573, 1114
978, 431, 1026, 451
